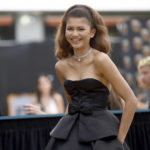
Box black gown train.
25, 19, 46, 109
45, 78, 130, 150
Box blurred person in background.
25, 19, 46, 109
137, 56, 150, 108
146, 19, 150, 30
130, 19, 141, 34
123, 56, 132, 72
24, 73, 64, 114
136, 74, 149, 109
121, 23, 128, 36
133, 53, 143, 67
140, 28, 150, 44
138, 56, 150, 89
121, 39, 130, 55
142, 45, 150, 57
125, 72, 135, 90
132, 36, 143, 53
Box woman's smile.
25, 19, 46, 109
65, 17, 94, 49
71, 38, 81, 45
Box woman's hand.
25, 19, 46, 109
23, 104, 46, 115
117, 137, 124, 144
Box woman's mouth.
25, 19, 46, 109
71, 38, 81, 44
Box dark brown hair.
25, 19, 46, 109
55, 4, 111, 60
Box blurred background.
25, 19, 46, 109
0, 0, 150, 116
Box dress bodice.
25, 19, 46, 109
50, 78, 120, 142
64, 78, 110, 114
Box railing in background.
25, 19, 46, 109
0, 109, 150, 150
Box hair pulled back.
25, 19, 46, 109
55, 4, 111, 60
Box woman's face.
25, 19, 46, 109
139, 66, 150, 89
65, 17, 95, 49
37, 76, 52, 94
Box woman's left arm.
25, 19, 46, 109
96, 52, 137, 144
53, 93, 65, 113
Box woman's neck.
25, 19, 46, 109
73, 46, 91, 57
41, 93, 51, 98
40, 94, 52, 105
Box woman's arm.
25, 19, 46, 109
55, 60, 72, 114
96, 52, 137, 144
23, 104, 47, 115
53, 92, 65, 113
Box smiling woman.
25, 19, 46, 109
44, 4, 137, 150
65, 17, 95, 55
55, 5, 110, 59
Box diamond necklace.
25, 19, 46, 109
73, 47, 93, 62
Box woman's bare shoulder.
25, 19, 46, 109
55, 56, 74, 71
93, 49, 110, 65
53, 91, 62, 96
55, 59, 68, 71
55, 58, 71, 80
53, 92, 63, 100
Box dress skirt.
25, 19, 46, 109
44, 110, 130, 150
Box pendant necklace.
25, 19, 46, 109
73, 47, 93, 62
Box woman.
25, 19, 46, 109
45, 4, 137, 150
24, 73, 64, 114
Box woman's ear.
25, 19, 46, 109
91, 28, 96, 38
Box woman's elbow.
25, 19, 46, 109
132, 98, 138, 109
126, 96, 138, 109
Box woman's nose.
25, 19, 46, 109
140, 74, 145, 81
72, 30, 78, 36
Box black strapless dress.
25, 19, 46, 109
44, 78, 130, 150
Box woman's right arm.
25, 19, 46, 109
55, 60, 72, 114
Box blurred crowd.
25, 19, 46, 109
116, 17, 150, 109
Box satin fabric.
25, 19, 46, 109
45, 78, 130, 150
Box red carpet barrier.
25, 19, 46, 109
0, 110, 150, 150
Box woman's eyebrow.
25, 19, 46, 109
66, 25, 86, 28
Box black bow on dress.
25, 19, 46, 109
68, 101, 93, 115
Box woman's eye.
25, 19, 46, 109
79, 28, 85, 31
66, 28, 73, 31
